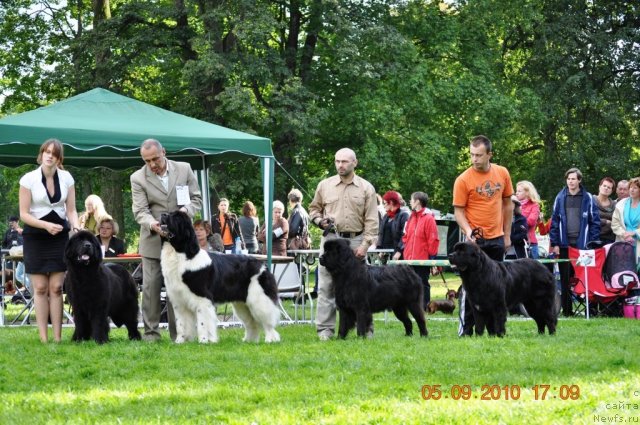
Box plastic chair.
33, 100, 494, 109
273, 262, 313, 322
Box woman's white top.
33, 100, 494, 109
19, 166, 74, 220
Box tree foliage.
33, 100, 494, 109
1, 0, 638, 230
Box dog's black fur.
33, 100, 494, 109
320, 238, 428, 338
448, 241, 557, 336
64, 231, 141, 343
160, 212, 278, 304
159, 211, 280, 343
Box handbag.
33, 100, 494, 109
288, 218, 311, 250
288, 233, 311, 250
623, 293, 640, 320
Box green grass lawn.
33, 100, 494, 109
0, 278, 638, 424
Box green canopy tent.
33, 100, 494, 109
0, 88, 276, 257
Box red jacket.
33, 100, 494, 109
536, 218, 551, 236
402, 208, 439, 260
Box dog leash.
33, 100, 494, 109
470, 227, 485, 244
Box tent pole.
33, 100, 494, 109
199, 169, 211, 221
261, 157, 274, 268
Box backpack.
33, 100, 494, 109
602, 241, 639, 292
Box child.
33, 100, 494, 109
510, 196, 529, 259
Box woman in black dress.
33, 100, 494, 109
19, 139, 80, 343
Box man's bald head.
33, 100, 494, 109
140, 138, 167, 176
336, 148, 356, 161
335, 148, 358, 178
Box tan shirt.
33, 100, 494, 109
308, 174, 379, 249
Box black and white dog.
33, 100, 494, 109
159, 211, 281, 343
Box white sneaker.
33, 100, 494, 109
142, 334, 161, 342
318, 331, 333, 341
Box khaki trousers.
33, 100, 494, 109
141, 257, 176, 340
316, 233, 364, 337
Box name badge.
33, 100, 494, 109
176, 185, 191, 206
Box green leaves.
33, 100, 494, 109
1, 0, 638, 218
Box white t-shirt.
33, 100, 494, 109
19, 167, 74, 220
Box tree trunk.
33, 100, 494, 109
92, 0, 112, 87
98, 170, 126, 243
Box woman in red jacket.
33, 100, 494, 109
402, 192, 440, 309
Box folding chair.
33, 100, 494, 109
273, 262, 313, 323
9, 261, 34, 325
569, 245, 635, 318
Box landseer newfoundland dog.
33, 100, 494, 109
448, 241, 558, 337
64, 231, 141, 343
159, 211, 280, 344
320, 238, 427, 338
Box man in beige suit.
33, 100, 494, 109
131, 139, 202, 341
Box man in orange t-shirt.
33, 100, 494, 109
452, 135, 514, 336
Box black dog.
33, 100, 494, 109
448, 241, 557, 337
64, 231, 141, 343
320, 238, 428, 338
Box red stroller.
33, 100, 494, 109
569, 242, 638, 318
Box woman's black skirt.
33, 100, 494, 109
22, 211, 69, 274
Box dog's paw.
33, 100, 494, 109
265, 331, 281, 343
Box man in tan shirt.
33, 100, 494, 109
309, 148, 379, 340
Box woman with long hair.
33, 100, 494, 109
79, 194, 112, 234
19, 139, 80, 342
239, 201, 260, 254
515, 180, 541, 258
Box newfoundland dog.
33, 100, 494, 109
64, 231, 141, 343
320, 238, 428, 338
448, 241, 558, 337
159, 211, 280, 344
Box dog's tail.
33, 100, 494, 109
258, 265, 279, 304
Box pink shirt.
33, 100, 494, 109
520, 199, 540, 244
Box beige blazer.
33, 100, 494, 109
130, 160, 202, 258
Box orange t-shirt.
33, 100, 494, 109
452, 164, 513, 239
219, 214, 233, 246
